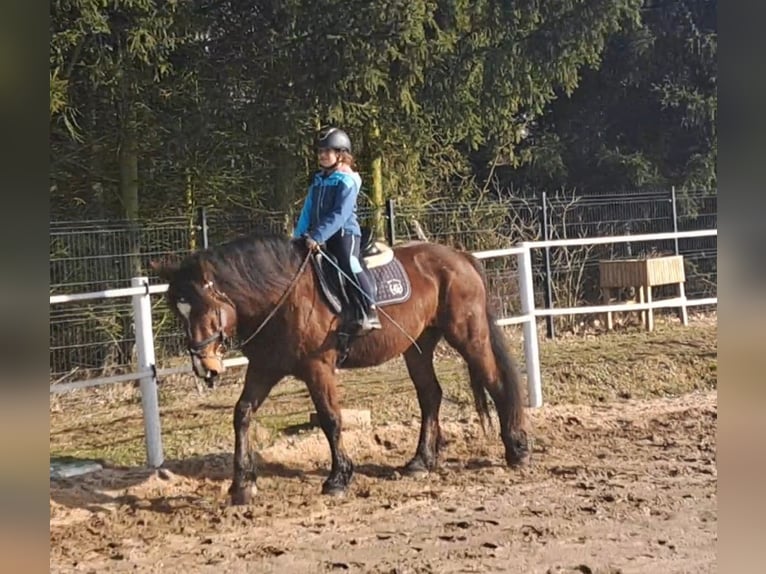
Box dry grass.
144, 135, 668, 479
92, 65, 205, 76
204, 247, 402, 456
49, 314, 717, 468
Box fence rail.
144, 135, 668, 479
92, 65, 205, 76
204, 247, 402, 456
49, 189, 717, 380
49, 227, 717, 467
49, 284, 169, 304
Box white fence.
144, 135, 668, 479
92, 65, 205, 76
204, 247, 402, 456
49, 228, 717, 467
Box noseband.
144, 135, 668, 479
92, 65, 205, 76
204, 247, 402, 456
186, 282, 232, 359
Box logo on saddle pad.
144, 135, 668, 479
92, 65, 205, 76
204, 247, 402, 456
311, 245, 412, 315
386, 278, 405, 297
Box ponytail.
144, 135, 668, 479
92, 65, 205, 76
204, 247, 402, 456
338, 150, 357, 170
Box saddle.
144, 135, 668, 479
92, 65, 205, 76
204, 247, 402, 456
310, 227, 412, 365
359, 227, 392, 264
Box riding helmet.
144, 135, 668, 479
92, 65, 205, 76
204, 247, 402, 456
317, 127, 352, 153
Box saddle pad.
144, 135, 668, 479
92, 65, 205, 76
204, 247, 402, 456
370, 257, 411, 307
311, 253, 412, 315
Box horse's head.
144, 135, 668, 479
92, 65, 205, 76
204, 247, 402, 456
151, 257, 237, 385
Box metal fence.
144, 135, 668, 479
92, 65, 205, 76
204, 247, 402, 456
49, 188, 717, 382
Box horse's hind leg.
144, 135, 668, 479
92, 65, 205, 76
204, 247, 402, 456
229, 364, 282, 505
303, 361, 354, 496
402, 329, 444, 476
444, 317, 529, 469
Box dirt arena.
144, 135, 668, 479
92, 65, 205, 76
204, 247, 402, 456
50, 321, 717, 573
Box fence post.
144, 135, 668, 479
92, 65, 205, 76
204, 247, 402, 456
385, 198, 396, 246
518, 244, 543, 408
670, 187, 689, 326
670, 186, 680, 255
131, 277, 164, 468
196, 206, 209, 249
540, 192, 555, 339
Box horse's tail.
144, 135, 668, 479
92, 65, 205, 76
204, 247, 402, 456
485, 307, 526, 431
461, 252, 526, 435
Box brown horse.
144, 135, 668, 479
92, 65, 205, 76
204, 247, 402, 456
153, 233, 530, 505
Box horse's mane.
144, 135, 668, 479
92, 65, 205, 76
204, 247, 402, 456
183, 233, 304, 302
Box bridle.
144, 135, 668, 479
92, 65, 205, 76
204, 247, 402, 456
185, 281, 233, 360
183, 250, 312, 358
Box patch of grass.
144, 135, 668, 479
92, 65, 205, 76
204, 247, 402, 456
50, 319, 716, 468
537, 322, 717, 404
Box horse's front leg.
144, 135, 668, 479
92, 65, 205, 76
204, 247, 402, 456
303, 360, 354, 496
229, 365, 282, 505
401, 330, 444, 476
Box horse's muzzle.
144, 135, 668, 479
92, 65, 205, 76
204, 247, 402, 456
191, 353, 225, 381
204, 371, 219, 389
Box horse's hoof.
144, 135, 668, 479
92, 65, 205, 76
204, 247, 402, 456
507, 456, 529, 469
229, 483, 257, 505
506, 432, 531, 469
321, 482, 348, 497
402, 459, 431, 478
506, 448, 531, 469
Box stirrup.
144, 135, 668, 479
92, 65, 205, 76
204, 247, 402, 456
336, 331, 352, 367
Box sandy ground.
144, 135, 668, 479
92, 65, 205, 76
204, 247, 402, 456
50, 389, 716, 573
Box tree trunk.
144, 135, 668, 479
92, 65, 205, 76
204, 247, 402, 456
120, 109, 139, 220
86, 98, 106, 220
274, 152, 299, 214
119, 89, 141, 275
185, 166, 196, 250
368, 118, 385, 240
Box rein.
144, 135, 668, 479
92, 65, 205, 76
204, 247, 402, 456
236, 250, 312, 349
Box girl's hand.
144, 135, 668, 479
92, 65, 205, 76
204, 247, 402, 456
304, 235, 321, 253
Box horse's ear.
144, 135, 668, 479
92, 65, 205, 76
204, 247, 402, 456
149, 257, 179, 282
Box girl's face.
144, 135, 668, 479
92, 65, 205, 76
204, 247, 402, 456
318, 148, 339, 169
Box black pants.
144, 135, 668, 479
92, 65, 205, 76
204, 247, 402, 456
325, 232, 377, 314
